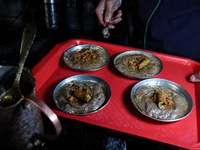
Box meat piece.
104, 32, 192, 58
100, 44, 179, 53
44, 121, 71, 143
73, 48, 98, 63
138, 57, 150, 69
126, 56, 150, 70
152, 90, 173, 109
70, 86, 93, 103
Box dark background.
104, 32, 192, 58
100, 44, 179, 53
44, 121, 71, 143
0, 0, 185, 149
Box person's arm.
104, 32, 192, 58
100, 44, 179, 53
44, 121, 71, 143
95, 0, 122, 29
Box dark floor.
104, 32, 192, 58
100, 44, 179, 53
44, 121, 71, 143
0, 0, 187, 150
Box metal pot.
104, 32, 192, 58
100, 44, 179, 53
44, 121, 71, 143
0, 65, 61, 150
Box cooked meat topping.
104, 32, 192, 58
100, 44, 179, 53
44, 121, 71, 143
126, 56, 150, 70
69, 86, 93, 103
73, 48, 99, 63
152, 90, 174, 109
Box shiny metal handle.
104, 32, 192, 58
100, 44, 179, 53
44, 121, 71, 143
25, 94, 62, 141
14, 23, 36, 85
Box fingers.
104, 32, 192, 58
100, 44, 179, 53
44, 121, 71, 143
104, 0, 119, 23
109, 10, 122, 26
190, 71, 200, 82
95, 0, 106, 26
103, 10, 123, 29
95, 0, 122, 28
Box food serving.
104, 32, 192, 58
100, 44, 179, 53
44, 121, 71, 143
134, 85, 188, 120
53, 74, 112, 115
131, 79, 193, 122
114, 51, 163, 79
63, 44, 110, 71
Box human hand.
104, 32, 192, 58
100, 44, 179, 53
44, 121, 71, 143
190, 71, 200, 82
95, 0, 122, 29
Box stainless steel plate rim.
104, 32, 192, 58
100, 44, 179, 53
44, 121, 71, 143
114, 50, 163, 79
63, 44, 110, 71
130, 78, 194, 122
53, 74, 112, 115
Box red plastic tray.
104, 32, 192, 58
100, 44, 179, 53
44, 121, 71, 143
32, 39, 200, 149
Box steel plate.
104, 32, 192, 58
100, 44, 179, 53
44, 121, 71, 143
130, 78, 193, 122
114, 51, 163, 79
63, 44, 110, 71
53, 74, 112, 115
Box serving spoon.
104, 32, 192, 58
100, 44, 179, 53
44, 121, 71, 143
0, 23, 36, 105
102, 22, 110, 39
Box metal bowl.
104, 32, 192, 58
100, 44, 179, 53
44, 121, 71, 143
53, 74, 112, 115
63, 44, 110, 71
114, 51, 163, 79
130, 78, 193, 122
